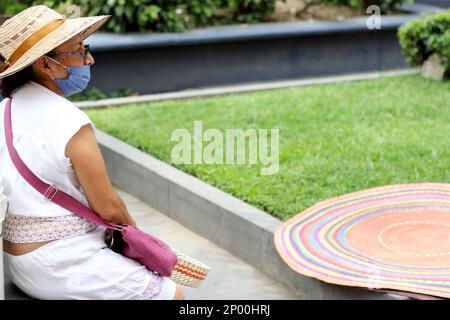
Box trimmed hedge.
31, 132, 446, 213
398, 9, 450, 70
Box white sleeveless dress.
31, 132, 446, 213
0, 81, 176, 300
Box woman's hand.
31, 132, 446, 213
127, 216, 138, 228
108, 203, 138, 228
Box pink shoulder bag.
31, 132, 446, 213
3, 97, 178, 277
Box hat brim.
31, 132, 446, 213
0, 15, 110, 80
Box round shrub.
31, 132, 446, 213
398, 9, 450, 69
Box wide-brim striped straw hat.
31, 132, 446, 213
0, 5, 110, 79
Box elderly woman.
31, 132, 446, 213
0, 5, 184, 300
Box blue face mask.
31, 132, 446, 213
47, 56, 91, 97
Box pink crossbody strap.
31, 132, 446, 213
4, 97, 116, 230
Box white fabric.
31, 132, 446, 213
0, 81, 94, 217
0, 185, 5, 300
4, 225, 178, 300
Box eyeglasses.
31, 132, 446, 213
47, 44, 91, 59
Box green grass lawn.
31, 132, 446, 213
85, 75, 450, 221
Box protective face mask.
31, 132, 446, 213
47, 56, 91, 97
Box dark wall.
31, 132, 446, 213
89, 29, 408, 95
416, 0, 450, 8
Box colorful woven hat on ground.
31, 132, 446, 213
274, 183, 450, 299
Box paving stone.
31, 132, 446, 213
115, 187, 298, 300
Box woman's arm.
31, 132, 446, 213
65, 123, 137, 227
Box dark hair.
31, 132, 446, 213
0, 65, 35, 98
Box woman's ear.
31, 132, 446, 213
33, 56, 54, 80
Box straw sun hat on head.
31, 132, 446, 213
0, 5, 110, 80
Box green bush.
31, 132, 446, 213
0, 0, 278, 32
0, 0, 33, 15
398, 9, 450, 70
0, 0, 89, 16
78, 0, 278, 33
1, 0, 418, 33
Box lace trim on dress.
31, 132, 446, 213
2, 212, 97, 243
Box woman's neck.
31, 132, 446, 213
32, 77, 64, 97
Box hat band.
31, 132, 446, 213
0, 18, 66, 73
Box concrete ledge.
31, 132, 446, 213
83, 7, 440, 95
414, 0, 450, 8
97, 130, 404, 299
89, 15, 419, 52
76, 69, 418, 109
88, 4, 442, 53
